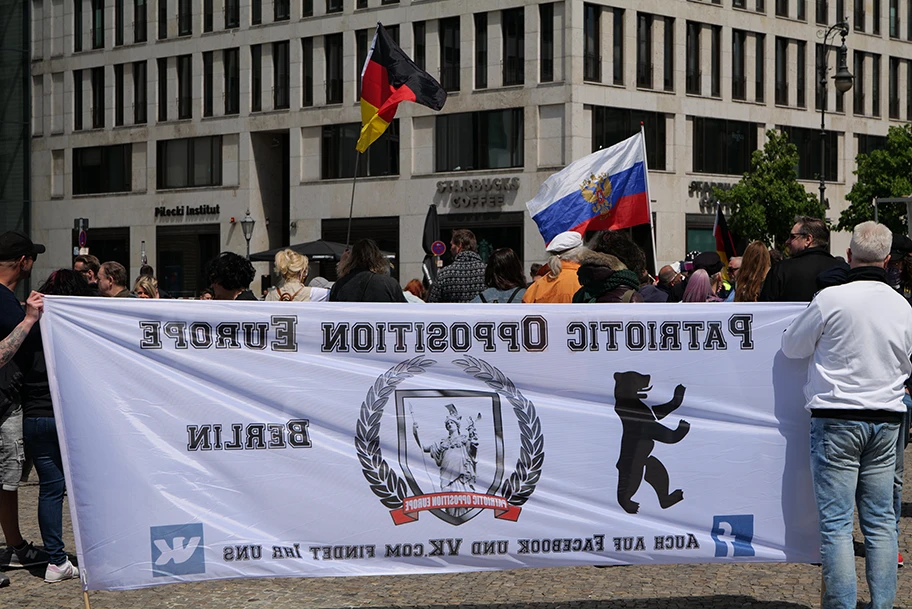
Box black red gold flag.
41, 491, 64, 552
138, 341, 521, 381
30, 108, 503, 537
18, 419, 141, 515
357, 23, 447, 152
713, 203, 738, 276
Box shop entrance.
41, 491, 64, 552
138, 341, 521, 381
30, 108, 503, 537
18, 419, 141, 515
157, 224, 220, 298
437, 211, 524, 265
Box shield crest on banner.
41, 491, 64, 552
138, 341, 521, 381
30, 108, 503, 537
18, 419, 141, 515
396, 389, 505, 525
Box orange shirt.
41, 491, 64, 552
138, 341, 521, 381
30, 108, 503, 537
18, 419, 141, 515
521, 262, 582, 303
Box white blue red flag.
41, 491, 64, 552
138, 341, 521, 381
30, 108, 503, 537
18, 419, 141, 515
526, 132, 651, 245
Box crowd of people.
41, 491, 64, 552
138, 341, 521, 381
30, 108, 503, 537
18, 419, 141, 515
0, 216, 910, 606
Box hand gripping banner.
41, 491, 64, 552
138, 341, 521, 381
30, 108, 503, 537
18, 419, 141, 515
40, 298, 818, 591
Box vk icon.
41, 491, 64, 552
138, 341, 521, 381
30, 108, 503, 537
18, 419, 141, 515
711, 514, 755, 557
150, 523, 205, 577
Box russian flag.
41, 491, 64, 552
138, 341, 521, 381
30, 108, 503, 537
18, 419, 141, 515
526, 133, 651, 246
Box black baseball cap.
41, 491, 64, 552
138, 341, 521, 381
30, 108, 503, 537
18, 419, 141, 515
0, 231, 46, 261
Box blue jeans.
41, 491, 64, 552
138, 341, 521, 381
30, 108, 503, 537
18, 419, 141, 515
810, 418, 898, 609
896, 394, 912, 540
22, 417, 67, 566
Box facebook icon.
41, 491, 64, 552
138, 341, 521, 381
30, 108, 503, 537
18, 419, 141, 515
711, 514, 755, 557
150, 523, 206, 577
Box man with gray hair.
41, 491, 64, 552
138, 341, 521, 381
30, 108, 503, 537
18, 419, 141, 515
782, 221, 912, 609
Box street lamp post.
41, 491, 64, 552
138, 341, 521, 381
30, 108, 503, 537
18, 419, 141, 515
818, 22, 854, 209
240, 210, 256, 259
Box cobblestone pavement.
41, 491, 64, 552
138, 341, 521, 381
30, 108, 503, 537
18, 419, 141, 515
2, 448, 910, 609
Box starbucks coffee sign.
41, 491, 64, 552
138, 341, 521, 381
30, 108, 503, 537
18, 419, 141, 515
436, 177, 520, 208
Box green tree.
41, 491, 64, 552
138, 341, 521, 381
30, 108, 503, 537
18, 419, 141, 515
714, 129, 825, 248
836, 123, 912, 234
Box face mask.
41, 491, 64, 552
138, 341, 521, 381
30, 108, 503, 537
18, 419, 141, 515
886, 265, 902, 289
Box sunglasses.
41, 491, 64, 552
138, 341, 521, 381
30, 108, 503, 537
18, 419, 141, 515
788, 232, 808, 241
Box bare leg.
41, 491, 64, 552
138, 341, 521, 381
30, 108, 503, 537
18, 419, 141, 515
0, 490, 23, 547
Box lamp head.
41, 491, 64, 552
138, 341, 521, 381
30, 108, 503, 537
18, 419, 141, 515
240, 210, 256, 241
833, 41, 854, 93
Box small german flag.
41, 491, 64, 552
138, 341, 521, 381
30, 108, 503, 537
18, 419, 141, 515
357, 23, 447, 153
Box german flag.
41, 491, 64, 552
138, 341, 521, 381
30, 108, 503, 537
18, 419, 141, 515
713, 203, 738, 279
357, 23, 447, 153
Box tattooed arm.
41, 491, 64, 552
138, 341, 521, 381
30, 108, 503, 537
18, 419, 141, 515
0, 291, 43, 369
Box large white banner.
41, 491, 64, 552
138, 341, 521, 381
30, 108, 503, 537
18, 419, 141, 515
41, 297, 818, 591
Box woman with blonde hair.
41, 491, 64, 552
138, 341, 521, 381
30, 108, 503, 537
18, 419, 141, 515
133, 275, 159, 298
734, 241, 771, 302
265, 249, 329, 302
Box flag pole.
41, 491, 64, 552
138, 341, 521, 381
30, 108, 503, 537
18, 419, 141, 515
345, 153, 361, 247
640, 123, 659, 276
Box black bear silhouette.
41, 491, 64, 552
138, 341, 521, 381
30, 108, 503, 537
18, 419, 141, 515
613, 371, 689, 514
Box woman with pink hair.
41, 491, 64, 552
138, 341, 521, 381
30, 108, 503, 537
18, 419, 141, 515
682, 269, 722, 302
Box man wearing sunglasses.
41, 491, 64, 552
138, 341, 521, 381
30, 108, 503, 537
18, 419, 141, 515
759, 216, 843, 302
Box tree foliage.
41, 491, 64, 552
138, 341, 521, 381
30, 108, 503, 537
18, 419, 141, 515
836, 123, 912, 234
714, 129, 825, 248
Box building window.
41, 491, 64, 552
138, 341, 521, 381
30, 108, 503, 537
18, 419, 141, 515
274, 40, 289, 109
757, 0, 766, 12
775, 37, 788, 105
889, 57, 900, 118
275, 0, 289, 20
157, 58, 167, 122
92, 0, 104, 48
178, 54, 191, 119
796, 41, 806, 108
797, 0, 806, 20
302, 0, 312, 17
540, 3, 554, 83
755, 34, 765, 102
854, 0, 865, 30
225, 0, 239, 28
134, 0, 146, 42
158, 0, 167, 39
325, 33, 343, 104
179, 0, 191, 34
732, 30, 746, 100
252, 0, 261, 25
907, 61, 912, 118
326, 0, 342, 13
439, 17, 460, 92
224, 48, 239, 114
854, 50, 865, 114
251, 45, 262, 111
612, 8, 624, 85
356, 0, 366, 7
157, 136, 223, 188
908, 0, 912, 40
592, 107, 667, 170
502, 7, 524, 86
637, 13, 653, 89
837, 0, 845, 21
356, 30, 368, 99
664, 17, 674, 91
115, 0, 124, 45
734, 0, 746, 7
692, 117, 759, 175
203, 51, 213, 117
203, 0, 212, 31
475, 13, 487, 89
91, 66, 104, 128
710, 25, 721, 97
74, 145, 132, 194
435, 108, 523, 172
302, 37, 313, 107
857, 133, 887, 155
134, 61, 147, 123
776, 0, 788, 16
322, 121, 399, 179
817, 0, 828, 23
890, 0, 900, 36
74, 69, 83, 130
779, 125, 838, 180
872, 53, 881, 116
75, 0, 83, 51
686, 21, 700, 94
114, 64, 124, 126
584, 4, 601, 82
873, 0, 881, 34
413, 21, 426, 70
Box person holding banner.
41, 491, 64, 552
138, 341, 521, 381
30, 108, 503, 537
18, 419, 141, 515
781, 221, 911, 609
206, 252, 258, 301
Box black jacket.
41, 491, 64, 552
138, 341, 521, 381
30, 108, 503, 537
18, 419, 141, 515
329, 269, 407, 303
759, 247, 844, 302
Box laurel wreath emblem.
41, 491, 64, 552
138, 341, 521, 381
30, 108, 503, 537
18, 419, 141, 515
354, 355, 544, 511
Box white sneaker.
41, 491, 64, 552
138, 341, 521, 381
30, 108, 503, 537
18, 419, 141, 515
44, 559, 78, 583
